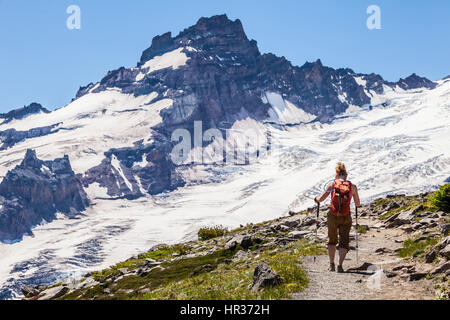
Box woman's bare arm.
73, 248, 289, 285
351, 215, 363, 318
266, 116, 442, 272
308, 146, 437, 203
315, 182, 333, 203
352, 184, 361, 207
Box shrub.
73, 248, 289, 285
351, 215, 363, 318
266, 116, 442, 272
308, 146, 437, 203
198, 226, 228, 241
429, 184, 450, 213
357, 225, 368, 234
398, 238, 439, 259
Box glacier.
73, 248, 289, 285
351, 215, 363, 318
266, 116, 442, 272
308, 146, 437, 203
0, 77, 449, 299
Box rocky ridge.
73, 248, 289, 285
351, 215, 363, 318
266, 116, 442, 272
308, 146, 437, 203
0, 103, 49, 124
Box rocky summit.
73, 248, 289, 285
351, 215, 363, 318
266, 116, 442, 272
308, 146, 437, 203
77, 14, 436, 125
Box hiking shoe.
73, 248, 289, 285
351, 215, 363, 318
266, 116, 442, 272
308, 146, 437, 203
337, 265, 345, 273
329, 263, 336, 272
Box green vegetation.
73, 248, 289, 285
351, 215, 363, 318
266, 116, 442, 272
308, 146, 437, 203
376, 193, 439, 221
90, 244, 192, 283
429, 184, 450, 213
64, 246, 237, 300
141, 240, 325, 300
398, 237, 439, 259
435, 275, 450, 300
198, 225, 229, 241
357, 225, 368, 234
61, 239, 325, 300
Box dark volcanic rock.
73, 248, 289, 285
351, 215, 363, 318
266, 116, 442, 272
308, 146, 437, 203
0, 103, 49, 124
251, 263, 282, 291
0, 150, 89, 242
83, 138, 185, 198
395, 74, 437, 91
76, 14, 437, 128
0, 125, 59, 150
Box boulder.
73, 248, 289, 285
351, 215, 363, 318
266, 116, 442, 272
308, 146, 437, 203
432, 261, 450, 275
144, 258, 161, 267
419, 218, 437, 228
74, 277, 99, 291
21, 285, 39, 298
37, 286, 69, 300
224, 235, 243, 250
425, 248, 438, 263
440, 244, 450, 259
392, 265, 416, 275
275, 238, 294, 246
408, 272, 427, 281
301, 216, 316, 227
240, 236, 254, 249
384, 212, 401, 224
224, 235, 254, 250
439, 224, 450, 237
288, 230, 310, 239
399, 224, 414, 233
411, 204, 424, 214
375, 247, 392, 254
281, 217, 300, 229
426, 237, 450, 262
416, 211, 430, 218
388, 210, 414, 227
251, 263, 282, 291
386, 202, 401, 211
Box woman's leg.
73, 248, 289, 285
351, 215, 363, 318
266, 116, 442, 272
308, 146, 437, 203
328, 245, 336, 263
337, 215, 352, 267
327, 213, 338, 265
338, 247, 348, 266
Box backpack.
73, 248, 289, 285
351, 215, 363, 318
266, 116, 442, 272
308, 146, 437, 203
330, 179, 352, 216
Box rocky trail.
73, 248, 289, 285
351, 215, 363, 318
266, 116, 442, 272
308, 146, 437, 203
292, 215, 437, 300
21, 192, 450, 300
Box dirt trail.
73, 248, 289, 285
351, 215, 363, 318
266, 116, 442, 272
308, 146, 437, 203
292, 215, 437, 300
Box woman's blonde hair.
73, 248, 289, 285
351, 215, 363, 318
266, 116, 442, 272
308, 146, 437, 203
335, 162, 348, 178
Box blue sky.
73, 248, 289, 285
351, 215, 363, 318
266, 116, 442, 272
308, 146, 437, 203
1, 0, 449, 112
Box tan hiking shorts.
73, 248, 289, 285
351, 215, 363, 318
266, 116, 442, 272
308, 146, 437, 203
327, 211, 352, 251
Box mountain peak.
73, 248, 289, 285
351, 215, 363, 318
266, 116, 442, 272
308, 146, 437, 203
397, 73, 436, 90
21, 149, 41, 169
139, 14, 256, 65
192, 14, 244, 35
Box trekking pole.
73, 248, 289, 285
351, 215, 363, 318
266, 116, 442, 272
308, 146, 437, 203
355, 206, 359, 264
314, 202, 320, 263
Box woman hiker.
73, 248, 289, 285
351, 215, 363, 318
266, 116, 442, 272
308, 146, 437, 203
314, 162, 361, 273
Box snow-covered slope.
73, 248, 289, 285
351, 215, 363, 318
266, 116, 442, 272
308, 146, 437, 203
0, 89, 170, 176
0, 77, 449, 299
